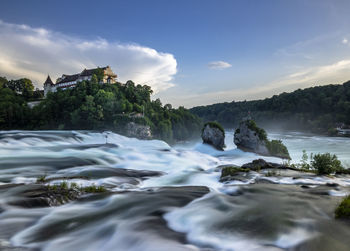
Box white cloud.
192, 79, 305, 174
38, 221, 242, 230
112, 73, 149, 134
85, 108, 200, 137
0, 20, 177, 93
208, 61, 232, 70
343, 38, 348, 44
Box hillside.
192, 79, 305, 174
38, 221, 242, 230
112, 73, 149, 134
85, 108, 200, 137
190, 81, 350, 133
0, 76, 201, 142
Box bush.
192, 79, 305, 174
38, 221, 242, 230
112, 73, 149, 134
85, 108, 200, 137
335, 195, 350, 219
311, 153, 342, 175
203, 121, 225, 135
265, 139, 290, 159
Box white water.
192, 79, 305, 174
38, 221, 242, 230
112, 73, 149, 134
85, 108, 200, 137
0, 130, 350, 251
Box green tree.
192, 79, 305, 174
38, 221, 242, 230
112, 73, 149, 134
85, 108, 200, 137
311, 153, 342, 175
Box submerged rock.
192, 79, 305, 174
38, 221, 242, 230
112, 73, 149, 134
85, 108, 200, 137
241, 159, 277, 170
126, 122, 152, 139
234, 119, 290, 159
6, 184, 81, 208
220, 165, 250, 182
201, 122, 225, 150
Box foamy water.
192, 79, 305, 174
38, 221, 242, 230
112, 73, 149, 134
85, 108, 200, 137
0, 130, 350, 251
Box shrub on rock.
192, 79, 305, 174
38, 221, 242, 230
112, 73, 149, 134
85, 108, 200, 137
234, 119, 290, 159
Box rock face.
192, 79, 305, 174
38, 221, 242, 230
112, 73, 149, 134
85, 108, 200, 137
234, 120, 269, 155
126, 122, 152, 139
201, 123, 225, 150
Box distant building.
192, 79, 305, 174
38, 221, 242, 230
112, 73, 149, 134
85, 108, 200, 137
44, 66, 117, 97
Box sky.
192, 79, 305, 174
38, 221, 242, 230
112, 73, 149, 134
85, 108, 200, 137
1, 0, 350, 107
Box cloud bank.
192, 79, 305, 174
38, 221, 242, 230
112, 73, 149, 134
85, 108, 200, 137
208, 61, 232, 70
0, 20, 177, 93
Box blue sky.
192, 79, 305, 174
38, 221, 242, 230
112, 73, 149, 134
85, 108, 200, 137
1, 0, 350, 107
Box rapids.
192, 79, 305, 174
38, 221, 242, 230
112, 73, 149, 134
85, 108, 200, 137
0, 130, 350, 251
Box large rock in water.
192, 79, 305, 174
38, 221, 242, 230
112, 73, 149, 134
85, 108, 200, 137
201, 122, 225, 150
234, 119, 290, 159
234, 120, 269, 155
126, 122, 152, 139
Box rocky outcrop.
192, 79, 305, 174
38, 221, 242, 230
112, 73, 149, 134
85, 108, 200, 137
234, 120, 269, 155
234, 120, 290, 159
201, 122, 225, 150
126, 122, 152, 139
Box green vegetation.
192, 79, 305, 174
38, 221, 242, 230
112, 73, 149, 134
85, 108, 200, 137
265, 139, 290, 159
190, 81, 350, 134
296, 151, 346, 175
37, 175, 47, 183
46, 181, 106, 193
335, 195, 350, 219
236, 119, 290, 159
221, 166, 249, 178
245, 119, 267, 140
0, 76, 201, 142
311, 153, 342, 175
81, 184, 106, 193
203, 121, 225, 135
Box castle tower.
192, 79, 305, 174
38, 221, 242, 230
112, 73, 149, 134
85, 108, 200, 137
43, 75, 54, 97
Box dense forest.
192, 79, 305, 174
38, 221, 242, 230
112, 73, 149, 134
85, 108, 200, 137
190, 81, 350, 134
0, 75, 201, 142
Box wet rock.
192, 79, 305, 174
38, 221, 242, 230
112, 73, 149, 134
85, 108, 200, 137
7, 184, 81, 208
201, 122, 225, 150
126, 122, 152, 139
241, 159, 277, 171
326, 183, 339, 187
220, 166, 250, 181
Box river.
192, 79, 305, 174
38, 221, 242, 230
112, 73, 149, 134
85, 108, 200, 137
0, 130, 349, 250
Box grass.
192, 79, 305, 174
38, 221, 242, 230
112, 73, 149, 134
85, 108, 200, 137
81, 184, 106, 193
335, 195, 350, 219
45, 180, 106, 194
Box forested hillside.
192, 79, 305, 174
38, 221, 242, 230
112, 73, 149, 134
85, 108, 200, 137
190, 81, 350, 133
0, 76, 201, 142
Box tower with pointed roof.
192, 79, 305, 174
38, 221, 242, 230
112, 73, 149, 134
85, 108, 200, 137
43, 75, 56, 97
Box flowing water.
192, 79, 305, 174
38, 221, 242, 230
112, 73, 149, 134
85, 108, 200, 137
0, 130, 350, 251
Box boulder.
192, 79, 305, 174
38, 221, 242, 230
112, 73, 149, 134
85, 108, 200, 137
201, 122, 225, 150
234, 120, 290, 159
241, 159, 277, 170
234, 120, 269, 155
126, 122, 152, 139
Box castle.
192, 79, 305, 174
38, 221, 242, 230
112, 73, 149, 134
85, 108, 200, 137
44, 66, 117, 97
